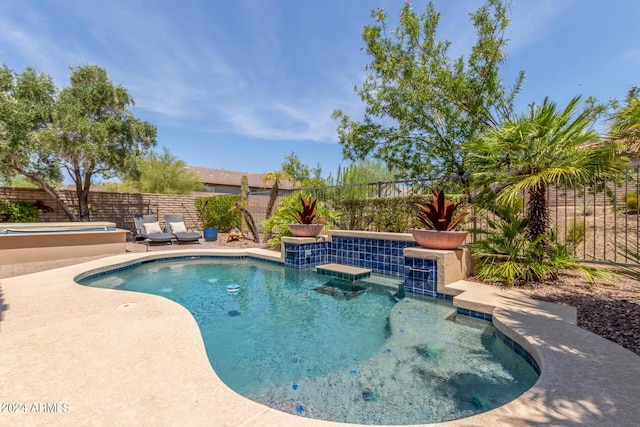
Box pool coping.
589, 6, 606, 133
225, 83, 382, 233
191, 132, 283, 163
1, 249, 639, 426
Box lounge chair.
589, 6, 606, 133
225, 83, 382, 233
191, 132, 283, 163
164, 214, 201, 244
132, 214, 175, 245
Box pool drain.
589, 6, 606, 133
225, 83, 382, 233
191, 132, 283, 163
362, 389, 381, 402
116, 302, 137, 310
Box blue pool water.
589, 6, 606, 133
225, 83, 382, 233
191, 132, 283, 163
81, 258, 538, 425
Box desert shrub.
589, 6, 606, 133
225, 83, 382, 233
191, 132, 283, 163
331, 195, 467, 232
625, 192, 638, 212
566, 218, 586, 248
194, 195, 241, 232
468, 206, 546, 286
581, 205, 594, 216
468, 202, 608, 286
0, 198, 39, 222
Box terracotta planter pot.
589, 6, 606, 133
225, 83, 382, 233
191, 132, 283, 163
410, 228, 467, 250
288, 223, 324, 237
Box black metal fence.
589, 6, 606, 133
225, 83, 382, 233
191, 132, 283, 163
281, 168, 640, 266
247, 189, 290, 233
546, 169, 639, 265
309, 178, 442, 200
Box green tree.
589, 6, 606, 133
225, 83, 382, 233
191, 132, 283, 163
332, 0, 523, 182
127, 147, 203, 194
327, 160, 396, 186
43, 65, 157, 220
0, 65, 69, 213
281, 151, 324, 188
466, 96, 626, 242
610, 86, 640, 154
319, 160, 397, 201
0, 64, 157, 221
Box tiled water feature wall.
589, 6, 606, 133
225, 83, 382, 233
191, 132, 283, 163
282, 231, 443, 298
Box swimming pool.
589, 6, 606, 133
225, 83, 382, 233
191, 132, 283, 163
80, 257, 538, 425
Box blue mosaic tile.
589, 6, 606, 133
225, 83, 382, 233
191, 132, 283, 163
406, 288, 439, 298
495, 329, 541, 375
456, 307, 493, 321
283, 242, 329, 269
403, 256, 437, 295
315, 236, 409, 278
285, 235, 432, 279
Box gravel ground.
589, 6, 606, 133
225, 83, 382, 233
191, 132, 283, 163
517, 271, 640, 357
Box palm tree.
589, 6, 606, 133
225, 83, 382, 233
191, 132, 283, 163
466, 96, 625, 243
610, 87, 640, 154
262, 170, 292, 219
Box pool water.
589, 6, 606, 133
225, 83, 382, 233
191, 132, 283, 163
82, 258, 538, 425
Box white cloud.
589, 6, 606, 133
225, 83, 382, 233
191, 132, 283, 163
0, 0, 365, 146
218, 98, 339, 143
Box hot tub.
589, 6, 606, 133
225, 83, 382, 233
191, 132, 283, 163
0, 222, 127, 265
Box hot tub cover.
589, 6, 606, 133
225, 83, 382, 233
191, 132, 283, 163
0, 222, 117, 234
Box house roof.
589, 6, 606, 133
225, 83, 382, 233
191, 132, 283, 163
184, 166, 294, 190
581, 138, 640, 156
579, 138, 640, 166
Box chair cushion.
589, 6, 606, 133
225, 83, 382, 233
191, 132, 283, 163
170, 221, 188, 233
143, 221, 163, 234
173, 232, 201, 242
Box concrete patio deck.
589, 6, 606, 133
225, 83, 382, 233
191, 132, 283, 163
1, 244, 639, 426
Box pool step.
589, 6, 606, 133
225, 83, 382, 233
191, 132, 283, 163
315, 264, 371, 281
315, 280, 367, 300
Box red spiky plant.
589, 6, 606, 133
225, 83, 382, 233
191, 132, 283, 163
291, 196, 327, 224
416, 189, 467, 231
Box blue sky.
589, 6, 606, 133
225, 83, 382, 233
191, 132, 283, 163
1, 0, 639, 179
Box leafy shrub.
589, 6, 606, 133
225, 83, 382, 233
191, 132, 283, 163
565, 218, 586, 248
332, 195, 446, 232
0, 198, 39, 222
194, 195, 241, 232
545, 229, 610, 284
468, 206, 544, 286
581, 205, 594, 216
625, 192, 638, 212
617, 242, 640, 280
469, 202, 608, 286
263, 192, 338, 250
371, 202, 408, 232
